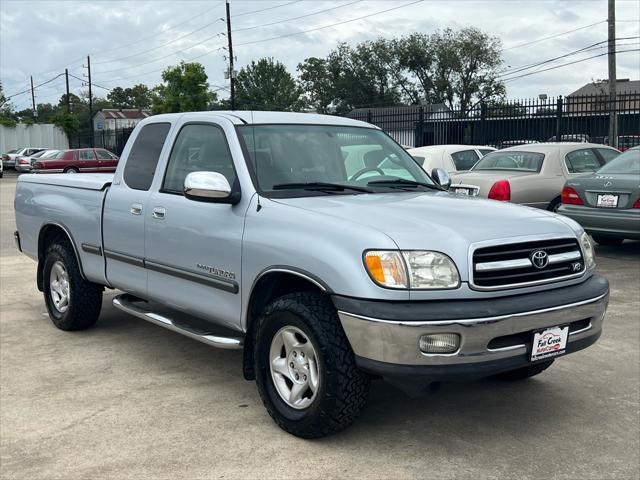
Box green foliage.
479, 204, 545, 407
0, 116, 16, 127
235, 58, 305, 111
297, 57, 333, 114
152, 62, 217, 114
52, 111, 81, 135
486, 101, 526, 117
108, 84, 152, 109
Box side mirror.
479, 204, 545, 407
184, 171, 238, 203
431, 167, 451, 190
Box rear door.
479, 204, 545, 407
78, 149, 99, 172
103, 122, 172, 297
95, 148, 118, 172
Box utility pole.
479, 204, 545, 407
65, 68, 70, 114
226, 0, 235, 110
607, 0, 617, 148
30, 76, 37, 117
86, 55, 94, 147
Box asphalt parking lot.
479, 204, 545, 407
1, 174, 638, 479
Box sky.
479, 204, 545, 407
1, 0, 639, 111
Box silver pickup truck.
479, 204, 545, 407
14, 112, 609, 438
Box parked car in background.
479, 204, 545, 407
547, 134, 590, 143
408, 145, 496, 173
450, 143, 620, 211
0, 157, 3, 178
15, 149, 49, 173
32, 148, 119, 173
558, 146, 640, 245
613, 135, 640, 152
2, 147, 47, 169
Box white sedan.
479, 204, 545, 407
408, 145, 496, 173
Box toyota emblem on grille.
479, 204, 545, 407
530, 250, 549, 269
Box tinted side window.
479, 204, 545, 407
479, 149, 494, 156
565, 149, 602, 173
596, 148, 619, 163
124, 123, 171, 191
451, 150, 480, 170
79, 149, 96, 160
162, 124, 236, 193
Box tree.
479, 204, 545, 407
394, 28, 505, 115
297, 57, 334, 113
51, 110, 80, 136
235, 58, 305, 111
152, 62, 217, 114
108, 84, 152, 109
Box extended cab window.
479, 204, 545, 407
450, 150, 480, 170
123, 123, 171, 191
162, 124, 237, 194
565, 149, 603, 173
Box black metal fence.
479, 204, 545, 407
347, 93, 640, 149
69, 127, 135, 155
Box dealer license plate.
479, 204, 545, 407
597, 194, 619, 208
453, 187, 470, 195
531, 325, 569, 362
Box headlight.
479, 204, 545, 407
579, 231, 596, 269
364, 250, 460, 289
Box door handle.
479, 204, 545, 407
130, 203, 143, 215
152, 207, 166, 219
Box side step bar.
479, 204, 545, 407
113, 294, 243, 350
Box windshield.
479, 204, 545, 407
238, 125, 435, 197
472, 151, 544, 172
40, 150, 64, 159
597, 148, 640, 175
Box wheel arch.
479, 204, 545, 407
242, 267, 332, 380
36, 223, 85, 291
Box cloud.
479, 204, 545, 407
1, 0, 638, 108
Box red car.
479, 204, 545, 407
32, 148, 119, 174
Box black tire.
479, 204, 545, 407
547, 197, 561, 212
254, 292, 370, 438
592, 235, 624, 246
64, 167, 79, 174
43, 240, 103, 331
493, 359, 554, 381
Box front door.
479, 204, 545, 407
103, 122, 172, 296
144, 122, 243, 330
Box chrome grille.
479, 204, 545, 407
472, 238, 584, 290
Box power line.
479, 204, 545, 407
232, 0, 302, 18
502, 20, 607, 51
5, 74, 65, 101
235, 0, 424, 47
68, 73, 112, 92
502, 48, 640, 83
232, 0, 362, 33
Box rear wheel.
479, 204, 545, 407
592, 235, 624, 246
547, 197, 561, 212
254, 292, 370, 438
64, 167, 79, 174
493, 359, 554, 381
43, 240, 103, 330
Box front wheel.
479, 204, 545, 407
592, 235, 624, 246
254, 292, 370, 438
43, 241, 103, 330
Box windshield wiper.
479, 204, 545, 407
272, 182, 372, 193
367, 178, 442, 190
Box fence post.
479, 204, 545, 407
556, 95, 563, 140
414, 106, 425, 147
479, 102, 487, 145
366, 110, 373, 124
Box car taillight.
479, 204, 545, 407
488, 180, 510, 201
633, 198, 640, 208
18, 158, 29, 164
1, 154, 8, 161
561, 186, 584, 205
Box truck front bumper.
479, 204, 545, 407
333, 273, 609, 380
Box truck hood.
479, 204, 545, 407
450, 170, 535, 197
274, 191, 577, 251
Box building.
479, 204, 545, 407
93, 109, 151, 132
566, 79, 640, 113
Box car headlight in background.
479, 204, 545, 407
579, 231, 596, 269
364, 250, 460, 289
